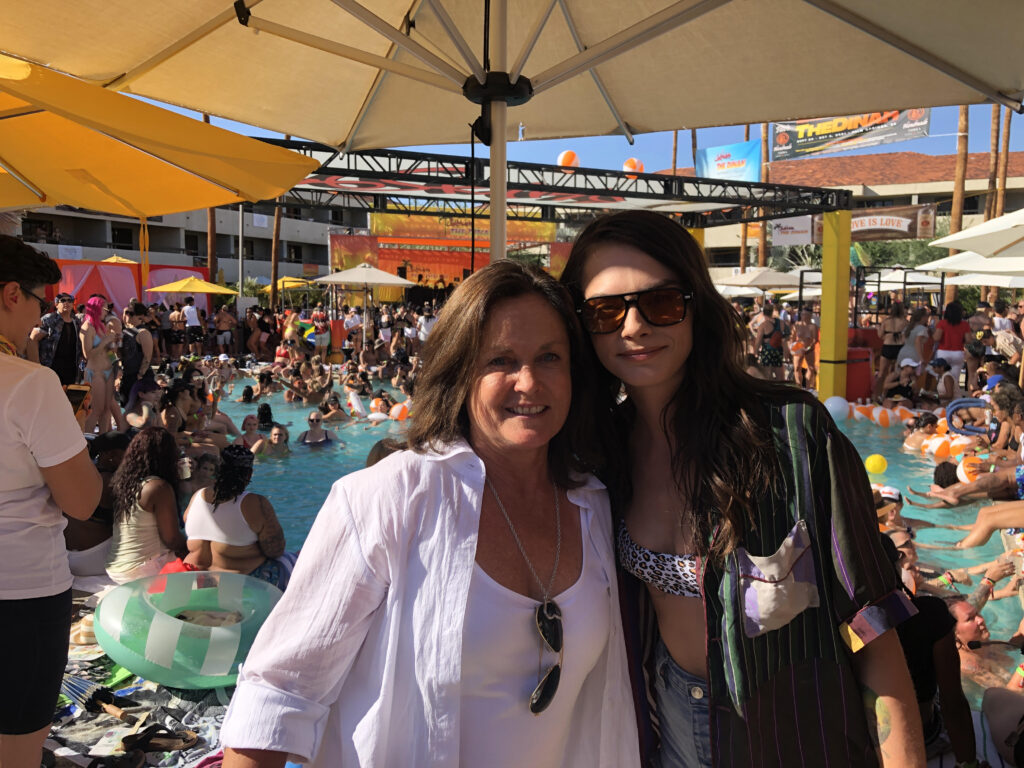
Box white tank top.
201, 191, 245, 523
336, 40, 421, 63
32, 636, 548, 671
459, 507, 610, 767
184, 490, 258, 546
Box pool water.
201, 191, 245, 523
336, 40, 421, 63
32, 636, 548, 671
840, 416, 1022, 640
217, 388, 407, 550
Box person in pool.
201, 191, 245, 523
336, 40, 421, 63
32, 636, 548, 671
560, 210, 924, 767
251, 424, 290, 458
296, 410, 341, 446
321, 393, 351, 424
183, 445, 294, 590
235, 414, 261, 451
902, 412, 939, 452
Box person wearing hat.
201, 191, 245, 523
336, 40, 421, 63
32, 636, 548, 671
26, 290, 81, 385
928, 357, 961, 405
0, 236, 102, 766
416, 304, 437, 347
880, 357, 919, 409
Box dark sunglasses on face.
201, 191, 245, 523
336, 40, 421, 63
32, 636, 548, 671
530, 600, 563, 714
579, 287, 693, 334
308, 417, 321, 423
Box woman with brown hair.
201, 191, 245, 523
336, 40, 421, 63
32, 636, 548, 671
875, 302, 909, 401
220, 261, 639, 768
559, 211, 924, 768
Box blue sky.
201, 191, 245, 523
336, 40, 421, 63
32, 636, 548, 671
175, 101, 1024, 173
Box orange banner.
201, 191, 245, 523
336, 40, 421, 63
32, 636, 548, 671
547, 242, 572, 279
370, 213, 555, 243
330, 234, 379, 270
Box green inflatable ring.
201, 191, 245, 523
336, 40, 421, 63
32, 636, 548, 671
94, 571, 281, 689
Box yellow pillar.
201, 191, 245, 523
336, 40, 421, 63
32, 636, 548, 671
818, 210, 851, 402
687, 228, 705, 249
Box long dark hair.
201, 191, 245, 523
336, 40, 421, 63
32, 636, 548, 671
943, 300, 964, 325
406, 260, 599, 488
110, 427, 179, 523
560, 211, 788, 558
212, 445, 254, 508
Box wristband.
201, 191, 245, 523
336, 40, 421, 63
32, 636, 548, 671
1016, 663, 1024, 678
938, 571, 954, 587
982, 576, 996, 588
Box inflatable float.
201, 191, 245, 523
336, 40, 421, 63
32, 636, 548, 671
94, 571, 281, 689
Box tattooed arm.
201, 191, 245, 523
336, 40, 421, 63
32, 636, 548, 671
854, 629, 926, 767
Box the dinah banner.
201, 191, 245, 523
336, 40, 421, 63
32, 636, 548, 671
695, 139, 761, 182
772, 109, 930, 160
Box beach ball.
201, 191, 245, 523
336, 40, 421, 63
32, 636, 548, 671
871, 407, 894, 428
623, 157, 645, 178
895, 406, 916, 422
853, 405, 874, 421
390, 402, 409, 421
957, 456, 984, 484
933, 407, 946, 417
926, 437, 951, 461
824, 396, 848, 422
949, 436, 973, 457
864, 454, 888, 475
935, 418, 949, 436
557, 150, 579, 173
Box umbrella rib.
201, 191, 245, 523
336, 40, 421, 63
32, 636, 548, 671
0, 107, 44, 121
0, 153, 46, 201
329, 0, 467, 85
802, 0, 1023, 113
105, 0, 268, 91
993, 233, 1024, 256
556, 0, 634, 144
510, 0, 558, 84
247, 16, 461, 93
531, 0, 732, 95
423, 0, 485, 85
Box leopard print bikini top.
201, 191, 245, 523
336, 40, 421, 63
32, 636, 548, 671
617, 518, 701, 597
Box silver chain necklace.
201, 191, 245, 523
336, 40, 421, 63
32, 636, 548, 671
485, 477, 561, 602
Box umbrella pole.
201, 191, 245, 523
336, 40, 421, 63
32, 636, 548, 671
238, 204, 244, 299
489, 0, 507, 260
362, 284, 368, 349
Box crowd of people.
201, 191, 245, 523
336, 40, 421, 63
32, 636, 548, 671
6, 213, 1024, 768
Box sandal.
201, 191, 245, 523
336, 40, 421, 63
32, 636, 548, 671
87, 750, 145, 768
121, 724, 199, 753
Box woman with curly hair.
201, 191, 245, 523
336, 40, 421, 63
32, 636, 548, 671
105, 427, 187, 584
183, 445, 292, 589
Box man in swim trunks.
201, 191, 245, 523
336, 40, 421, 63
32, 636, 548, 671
790, 308, 818, 389
168, 302, 186, 360
214, 304, 237, 356
182, 296, 204, 357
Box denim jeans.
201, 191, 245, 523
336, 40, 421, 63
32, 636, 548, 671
653, 640, 713, 768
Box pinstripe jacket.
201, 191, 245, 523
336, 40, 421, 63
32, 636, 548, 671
622, 393, 917, 767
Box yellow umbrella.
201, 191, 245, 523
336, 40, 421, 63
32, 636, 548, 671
262, 276, 310, 293
147, 276, 238, 295
0, 53, 317, 218
102, 255, 136, 264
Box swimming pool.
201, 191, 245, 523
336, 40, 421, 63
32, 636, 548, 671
217, 389, 407, 550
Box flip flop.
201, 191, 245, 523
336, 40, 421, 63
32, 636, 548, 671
87, 750, 145, 768
121, 724, 199, 753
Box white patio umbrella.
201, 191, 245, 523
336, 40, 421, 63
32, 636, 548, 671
780, 287, 824, 300
946, 273, 1024, 288
930, 208, 1024, 258
3, 0, 1024, 250
916, 251, 1024, 274
718, 269, 800, 290
715, 284, 762, 298
316, 262, 414, 347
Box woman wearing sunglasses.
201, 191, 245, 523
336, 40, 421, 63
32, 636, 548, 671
559, 211, 925, 768
296, 410, 340, 446
221, 261, 638, 768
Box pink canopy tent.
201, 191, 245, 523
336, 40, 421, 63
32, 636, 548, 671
52, 260, 141, 313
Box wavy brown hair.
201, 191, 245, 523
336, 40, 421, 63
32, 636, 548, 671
110, 427, 180, 523
406, 260, 599, 488
560, 211, 791, 558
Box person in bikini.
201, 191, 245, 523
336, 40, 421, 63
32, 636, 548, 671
875, 302, 908, 402
789, 308, 818, 389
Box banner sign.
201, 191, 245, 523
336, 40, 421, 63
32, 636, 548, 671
695, 139, 761, 182
809, 204, 936, 243
772, 109, 930, 160
330, 234, 379, 271
369, 213, 555, 243
770, 216, 814, 246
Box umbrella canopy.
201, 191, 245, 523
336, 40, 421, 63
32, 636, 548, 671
262, 276, 311, 293
947, 272, 1024, 288
717, 269, 800, 290
315, 262, 415, 287
915, 251, 1024, 274
3, 1, 1023, 244
0, 53, 317, 217
930, 208, 1024, 258
147, 276, 238, 294
780, 287, 824, 300
102, 255, 136, 263
715, 284, 762, 298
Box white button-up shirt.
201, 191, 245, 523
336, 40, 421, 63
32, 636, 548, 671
220, 441, 639, 767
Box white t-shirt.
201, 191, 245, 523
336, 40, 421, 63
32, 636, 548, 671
417, 315, 437, 341
182, 303, 201, 327
0, 356, 87, 599
994, 316, 1014, 333
459, 506, 611, 767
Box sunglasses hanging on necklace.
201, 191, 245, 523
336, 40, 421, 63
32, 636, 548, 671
485, 477, 564, 714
